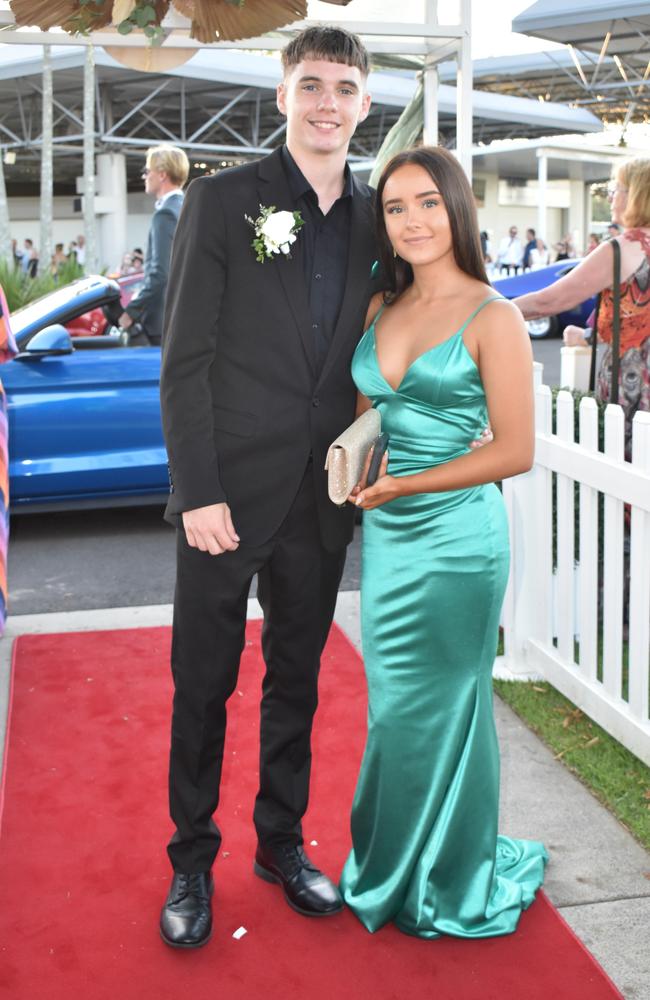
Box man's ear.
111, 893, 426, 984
358, 91, 372, 125
276, 81, 287, 117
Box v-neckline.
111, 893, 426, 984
367, 294, 501, 394
370, 322, 463, 394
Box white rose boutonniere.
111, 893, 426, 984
245, 204, 305, 263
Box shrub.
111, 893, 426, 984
0, 257, 84, 313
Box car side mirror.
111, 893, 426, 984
16, 324, 74, 360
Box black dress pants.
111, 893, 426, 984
167, 466, 347, 873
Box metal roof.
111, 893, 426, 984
508, 2, 650, 130
0, 43, 602, 194
471, 137, 631, 182
512, 1, 650, 53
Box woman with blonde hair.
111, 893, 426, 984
514, 156, 650, 453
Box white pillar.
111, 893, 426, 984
537, 150, 548, 244
40, 44, 53, 275
83, 43, 97, 273
423, 0, 439, 146
568, 178, 585, 253
96, 153, 127, 274
456, 0, 472, 181
0, 152, 10, 263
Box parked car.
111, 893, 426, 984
65, 271, 144, 337
492, 259, 595, 339
5, 275, 168, 511
3, 257, 597, 512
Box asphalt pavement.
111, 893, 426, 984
8, 340, 559, 617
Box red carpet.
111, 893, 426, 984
0, 623, 622, 1000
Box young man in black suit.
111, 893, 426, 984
159, 27, 378, 948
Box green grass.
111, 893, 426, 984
493, 677, 650, 850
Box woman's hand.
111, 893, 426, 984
563, 324, 589, 347
349, 452, 399, 509
470, 425, 493, 449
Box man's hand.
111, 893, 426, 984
119, 311, 133, 329
563, 324, 589, 347
182, 503, 240, 555
470, 425, 493, 450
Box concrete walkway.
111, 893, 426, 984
1, 593, 648, 1000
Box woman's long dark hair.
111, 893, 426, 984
375, 146, 489, 304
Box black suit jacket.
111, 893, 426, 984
160, 148, 379, 551
127, 191, 184, 343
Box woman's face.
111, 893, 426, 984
382, 163, 453, 268
608, 173, 628, 225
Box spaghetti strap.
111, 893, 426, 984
366, 302, 385, 333
458, 295, 504, 335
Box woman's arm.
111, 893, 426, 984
513, 234, 645, 319
356, 392, 373, 417
353, 301, 534, 509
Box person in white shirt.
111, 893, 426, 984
497, 226, 523, 275
529, 238, 550, 269
75, 235, 86, 268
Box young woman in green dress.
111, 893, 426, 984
340, 147, 548, 939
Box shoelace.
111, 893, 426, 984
275, 846, 320, 879
171, 873, 210, 904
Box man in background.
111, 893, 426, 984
74, 234, 86, 268
119, 145, 189, 345
497, 225, 523, 275
522, 227, 536, 270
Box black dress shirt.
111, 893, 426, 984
280, 146, 353, 371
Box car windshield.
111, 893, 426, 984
11, 277, 117, 337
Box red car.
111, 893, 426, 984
65, 272, 144, 337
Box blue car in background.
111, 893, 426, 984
6, 276, 168, 511
3, 260, 596, 512
492, 259, 595, 338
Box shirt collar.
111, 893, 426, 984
155, 188, 183, 210
280, 145, 353, 205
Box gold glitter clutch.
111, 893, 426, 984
325, 408, 382, 506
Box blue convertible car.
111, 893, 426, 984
6, 276, 168, 511
5, 260, 595, 511
492, 258, 595, 338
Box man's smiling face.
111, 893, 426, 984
277, 58, 370, 158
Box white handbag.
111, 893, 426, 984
324, 408, 381, 506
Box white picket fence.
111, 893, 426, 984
501, 370, 650, 766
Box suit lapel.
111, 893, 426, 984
257, 150, 317, 375
316, 178, 376, 389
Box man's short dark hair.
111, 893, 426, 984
281, 26, 370, 78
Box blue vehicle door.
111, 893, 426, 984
4, 345, 167, 507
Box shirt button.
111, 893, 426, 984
312, 323, 319, 329
314, 273, 322, 280
312, 396, 320, 407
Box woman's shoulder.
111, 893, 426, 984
471, 287, 527, 336
623, 227, 650, 254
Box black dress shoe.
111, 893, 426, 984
160, 871, 213, 948
254, 843, 343, 917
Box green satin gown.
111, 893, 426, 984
340, 296, 548, 938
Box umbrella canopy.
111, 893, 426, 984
9, 0, 353, 44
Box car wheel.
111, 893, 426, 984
526, 316, 558, 339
